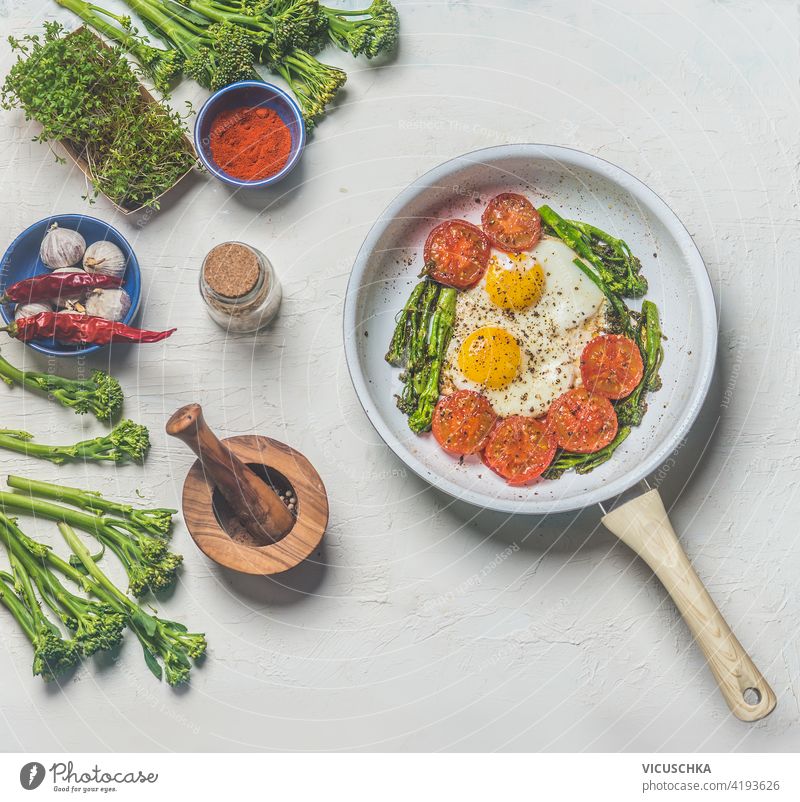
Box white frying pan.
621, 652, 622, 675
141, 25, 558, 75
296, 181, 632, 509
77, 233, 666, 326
343, 144, 775, 721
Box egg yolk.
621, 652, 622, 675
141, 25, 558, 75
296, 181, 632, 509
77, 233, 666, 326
458, 326, 521, 389
485, 255, 545, 310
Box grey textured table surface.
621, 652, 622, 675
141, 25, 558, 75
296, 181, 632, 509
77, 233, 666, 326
0, 0, 798, 752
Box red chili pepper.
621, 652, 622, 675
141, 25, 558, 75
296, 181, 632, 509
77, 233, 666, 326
3, 312, 175, 345
0, 273, 123, 304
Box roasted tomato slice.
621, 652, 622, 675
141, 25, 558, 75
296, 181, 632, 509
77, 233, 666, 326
547, 388, 618, 454
481, 193, 542, 252
580, 334, 644, 399
432, 390, 497, 456
482, 416, 557, 485
423, 220, 490, 289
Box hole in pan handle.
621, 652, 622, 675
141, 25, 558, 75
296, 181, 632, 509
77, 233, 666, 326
599, 483, 777, 723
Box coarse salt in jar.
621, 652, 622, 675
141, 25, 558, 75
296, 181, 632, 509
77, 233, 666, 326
199, 242, 282, 333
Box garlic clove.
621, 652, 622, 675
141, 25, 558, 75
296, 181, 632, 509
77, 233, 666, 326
40, 224, 87, 270
14, 301, 54, 320
84, 287, 131, 321
83, 240, 127, 279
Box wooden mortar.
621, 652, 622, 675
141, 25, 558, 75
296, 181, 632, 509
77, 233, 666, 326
166, 404, 328, 575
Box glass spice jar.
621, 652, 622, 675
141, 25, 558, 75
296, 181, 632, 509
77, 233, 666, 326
199, 241, 282, 333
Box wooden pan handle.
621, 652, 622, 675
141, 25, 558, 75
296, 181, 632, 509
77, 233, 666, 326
166, 403, 294, 544
601, 489, 776, 722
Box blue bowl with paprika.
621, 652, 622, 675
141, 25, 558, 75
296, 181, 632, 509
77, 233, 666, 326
0, 214, 141, 357
194, 81, 306, 189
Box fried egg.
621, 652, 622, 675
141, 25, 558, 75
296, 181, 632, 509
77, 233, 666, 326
442, 236, 606, 417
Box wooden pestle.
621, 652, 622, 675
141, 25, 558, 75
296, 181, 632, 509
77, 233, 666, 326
166, 403, 295, 544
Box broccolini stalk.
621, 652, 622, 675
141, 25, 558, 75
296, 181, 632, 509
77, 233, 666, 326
0, 514, 124, 657
274, 47, 347, 127
0, 489, 182, 597
0, 419, 149, 464
568, 219, 648, 298
0, 549, 81, 681
0, 352, 123, 421
57, 0, 354, 126
0, 569, 80, 681
532, 205, 665, 477
386, 280, 456, 431
538, 205, 648, 298
571, 258, 635, 338
543, 427, 632, 480
385, 280, 426, 366
6, 476, 176, 538
322, 0, 400, 58
55, 0, 182, 91
408, 281, 440, 375
407, 287, 457, 433
396, 283, 439, 413
615, 300, 664, 426
58, 522, 206, 686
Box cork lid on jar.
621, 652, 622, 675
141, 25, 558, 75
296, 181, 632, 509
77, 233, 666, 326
203, 242, 261, 299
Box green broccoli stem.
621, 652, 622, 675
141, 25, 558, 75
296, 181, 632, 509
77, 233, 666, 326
57, 0, 166, 63
0, 419, 149, 464
536, 204, 666, 477
385, 281, 425, 365
543, 427, 632, 480
539, 205, 648, 298
0, 571, 37, 642
58, 522, 205, 686
9, 550, 39, 612
409, 281, 440, 374
391, 280, 440, 415
407, 286, 457, 433
0, 515, 124, 656
0, 515, 202, 685
539, 205, 610, 279
0, 351, 123, 421
615, 300, 664, 426
0, 531, 81, 680
58, 0, 347, 124
276, 48, 347, 126
399, 282, 440, 414
183, 0, 255, 28
0, 514, 120, 607
125, 0, 203, 52
321, 1, 399, 58
0, 490, 181, 597
568, 219, 648, 297
6, 476, 176, 537
572, 258, 634, 337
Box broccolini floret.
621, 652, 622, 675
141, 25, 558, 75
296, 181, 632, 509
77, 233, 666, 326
322, 0, 399, 58
59, 522, 205, 686
538, 205, 649, 298
55, 0, 399, 127
0, 352, 123, 421
615, 300, 664, 426
0, 514, 205, 685
0, 554, 81, 681
54, 0, 183, 91
0, 516, 124, 657
6, 476, 177, 538
0, 419, 150, 464
0, 481, 182, 598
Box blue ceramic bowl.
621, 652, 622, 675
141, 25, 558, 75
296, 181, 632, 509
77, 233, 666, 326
0, 214, 141, 357
194, 80, 306, 189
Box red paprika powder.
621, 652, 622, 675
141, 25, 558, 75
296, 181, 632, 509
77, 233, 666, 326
209, 106, 293, 181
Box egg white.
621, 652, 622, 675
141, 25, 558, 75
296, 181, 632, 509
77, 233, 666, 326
442, 236, 606, 417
